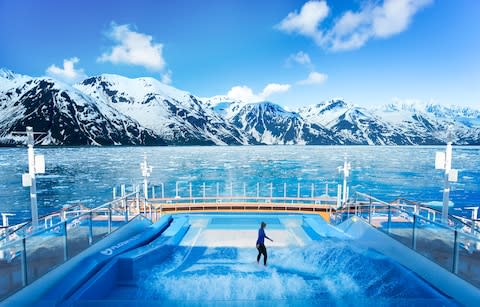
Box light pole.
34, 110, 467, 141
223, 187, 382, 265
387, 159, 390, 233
20, 127, 45, 231
338, 155, 351, 205
140, 153, 153, 199
435, 129, 458, 224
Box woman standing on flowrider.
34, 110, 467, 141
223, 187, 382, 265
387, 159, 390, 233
256, 222, 273, 266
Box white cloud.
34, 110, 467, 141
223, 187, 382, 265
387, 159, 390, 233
298, 71, 328, 85
227, 83, 291, 103
227, 86, 260, 103
46, 57, 87, 84
286, 51, 312, 67
261, 83, 291, 98
98, 23, 165, 71
277, 0, 329, 38
161, 70, 172, 84
278, 0, 433, 51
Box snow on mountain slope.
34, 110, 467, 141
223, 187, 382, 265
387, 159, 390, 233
76, 75, 252, 145
373, 102, 480, 144
231, 102, 334, 145
201, 96, 244, 119
0, 74, 164, 146
1, 68, 479, 146
299, 100, 412, 145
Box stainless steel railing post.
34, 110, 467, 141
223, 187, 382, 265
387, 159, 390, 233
63, 221, 68, 261
108, 204, 112, 234
412, 215, 417, 250
387, 205, 392, 234
136, 187, 140, 212
88, 211, 93, 245
21, 237, 28, 286
124, 197, 129, 222
149, 202, 153, 220
368, 199, 372, 224
347, 202, 350, 220
452, 229, 459, 274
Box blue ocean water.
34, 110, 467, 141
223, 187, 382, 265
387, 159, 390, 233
0, 145, 479, 224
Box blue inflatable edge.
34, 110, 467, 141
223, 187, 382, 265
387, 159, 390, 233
302, 215, 350, 240
4, 215, 173, 306
66, 215, 191, 302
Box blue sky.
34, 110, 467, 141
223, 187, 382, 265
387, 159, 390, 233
0, 0, 479, 108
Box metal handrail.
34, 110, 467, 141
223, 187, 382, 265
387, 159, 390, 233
393, 197, 473, 229
0, 191, 138, 248
150, 195, 336, 201
0, 190, 150, 301
333, 192, 480, 288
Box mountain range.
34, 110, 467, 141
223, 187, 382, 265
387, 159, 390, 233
1, 68, 479, 146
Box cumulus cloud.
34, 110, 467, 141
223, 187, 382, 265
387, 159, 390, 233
98, 23, 165, 71
227, 83, 291, 103
277, 0, 433, 51
227, 86, 259, 103
261, 83, 291, 98
298, 71, 328, 85
277, 0, 329, 38
46, 57, 87, 84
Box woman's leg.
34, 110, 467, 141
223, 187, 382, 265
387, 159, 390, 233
257, 245, 262, 263
263, 246, 268, 265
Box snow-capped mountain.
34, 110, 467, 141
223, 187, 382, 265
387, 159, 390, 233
0, 71, 164, 145
230, 102, 334, 145
76, 75, 252, 145
299, 100, 432, 145
1, 68, 479, 146
372, 102, 480, 144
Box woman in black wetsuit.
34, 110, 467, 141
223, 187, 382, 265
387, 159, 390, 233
256, 222, 273, 266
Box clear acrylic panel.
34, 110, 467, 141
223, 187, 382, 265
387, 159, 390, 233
66, 217, 90, 259
414, 218, 454, 271
387, 207, 414, 248
0, 240, 23, 300
92, 210, 109, 244
26, 228, 65, 284
456, 232, 480, 288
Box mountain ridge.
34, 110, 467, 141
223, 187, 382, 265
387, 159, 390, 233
1, 69, 479, 146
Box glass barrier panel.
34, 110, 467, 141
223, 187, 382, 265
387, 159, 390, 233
357, 205, 369, 221
92, 210, 109, 244
111, 208, 127, 232
369, 205, 390, 233
414, 218, 454, 271
66, 217, 90, 259
0, 240, 23, 300
26, 227, 65, 284
387, 207, 414, 248
456, 232, 480, 288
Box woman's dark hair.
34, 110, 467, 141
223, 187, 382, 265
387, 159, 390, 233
261, 222, 266, 228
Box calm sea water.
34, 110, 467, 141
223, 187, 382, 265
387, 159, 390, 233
0, 146, 479, 224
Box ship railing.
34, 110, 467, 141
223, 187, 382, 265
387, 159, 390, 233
0, 204, 90, 243
331, 191, 480, 289
391, 197, 480, 236
0, 190, 150, 301
144, 181, 337, 201
149, 195, 338, 205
